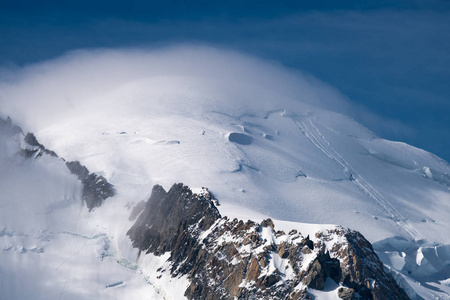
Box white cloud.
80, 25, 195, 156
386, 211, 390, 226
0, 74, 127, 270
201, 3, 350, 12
0, 45, 355, 129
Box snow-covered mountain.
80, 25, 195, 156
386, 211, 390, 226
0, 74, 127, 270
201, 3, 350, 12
0, 46, 449, 299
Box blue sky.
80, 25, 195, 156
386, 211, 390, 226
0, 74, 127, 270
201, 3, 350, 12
1, 0, 449, 161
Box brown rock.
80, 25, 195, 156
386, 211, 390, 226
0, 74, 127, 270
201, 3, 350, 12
338, 287, 355, 299
246, 256, 260, 282
278, 242, 290, 259
261, 218, 275, 230
302, 259, 325, 289
301, 245, 312, 254
128, 184, 409, 300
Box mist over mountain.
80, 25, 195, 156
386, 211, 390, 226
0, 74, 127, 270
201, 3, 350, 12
0, 47, 449, 299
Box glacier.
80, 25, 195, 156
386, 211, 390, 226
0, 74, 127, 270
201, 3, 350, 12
0, 46, 449, 299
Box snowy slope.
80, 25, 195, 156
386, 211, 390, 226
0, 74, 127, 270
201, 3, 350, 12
0, 123, 166, 299
0, 47, 449, 299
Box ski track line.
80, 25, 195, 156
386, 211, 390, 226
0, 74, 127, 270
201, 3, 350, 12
297, 117, 422, 240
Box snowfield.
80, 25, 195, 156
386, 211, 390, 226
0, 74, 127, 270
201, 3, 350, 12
0, 46, 449, 299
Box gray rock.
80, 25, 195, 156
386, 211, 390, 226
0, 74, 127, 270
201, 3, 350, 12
128, 184, 410, 300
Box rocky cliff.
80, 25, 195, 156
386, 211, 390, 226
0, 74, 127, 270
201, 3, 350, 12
128, 183, 409, 300
0, 116, 115, 210
65, 160, 115, 210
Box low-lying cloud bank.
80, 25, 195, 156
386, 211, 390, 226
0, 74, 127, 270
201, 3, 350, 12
0, 45, 371, 133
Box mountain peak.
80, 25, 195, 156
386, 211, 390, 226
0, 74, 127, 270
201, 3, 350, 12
128, 183, 409, 299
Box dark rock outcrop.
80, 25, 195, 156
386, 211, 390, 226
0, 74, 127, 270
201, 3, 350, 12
1, 116, 115, 211
20, 132, 58, 158
128, 183, 410, 300
66, 161, 115, 210
127, 184, 220, 257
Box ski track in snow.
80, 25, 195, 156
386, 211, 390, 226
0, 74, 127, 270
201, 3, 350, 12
296, 116, 423, 241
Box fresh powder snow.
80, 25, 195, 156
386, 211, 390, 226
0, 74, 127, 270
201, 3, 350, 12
0, 46, 449, 299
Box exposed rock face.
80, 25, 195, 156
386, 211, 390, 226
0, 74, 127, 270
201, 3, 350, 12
127, 184, 221, 257
66, 161, 115, 210
21, 132, 58, 158
1, 116, 115, 210
128, 183, 410, 300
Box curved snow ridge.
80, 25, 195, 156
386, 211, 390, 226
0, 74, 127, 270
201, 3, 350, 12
366, 139, 450, 187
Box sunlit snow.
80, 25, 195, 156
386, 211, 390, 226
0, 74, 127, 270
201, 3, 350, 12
0, 46, 449, 299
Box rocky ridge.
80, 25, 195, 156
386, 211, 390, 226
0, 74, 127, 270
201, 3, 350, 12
128, 183, 409, 300
0, 116, 115, 210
